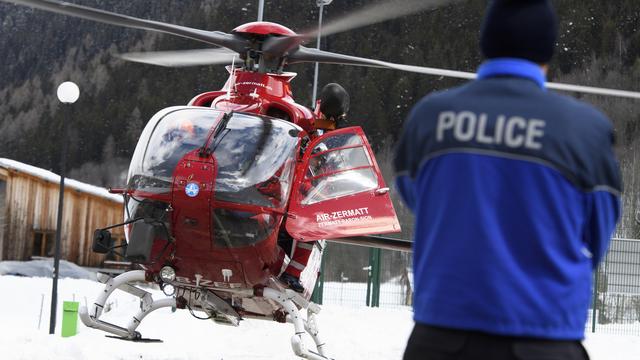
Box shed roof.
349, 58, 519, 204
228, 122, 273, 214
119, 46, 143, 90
0, 158, 123, 203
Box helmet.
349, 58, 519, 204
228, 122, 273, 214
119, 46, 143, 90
308, 143, 329, 176
319, 83, 350, 121
312, 142, 329, 155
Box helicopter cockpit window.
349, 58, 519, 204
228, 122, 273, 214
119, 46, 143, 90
305, 146, 371, 178
143, 113, 216, 176
301, 136, 377, 205
127, 108, 222, 194
212, 113, 300, 208
212, 208, 276, 248
319, 133, 362, 150
303, 168, 378, 205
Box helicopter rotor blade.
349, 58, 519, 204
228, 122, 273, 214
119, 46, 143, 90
312, 0, 459, 39
289, 46, 476, 78
118, 48, 242, 67
0, 0, 247, 52
263, 0, 459, 56
543, 82, 640, 100
289, 47, 640, 100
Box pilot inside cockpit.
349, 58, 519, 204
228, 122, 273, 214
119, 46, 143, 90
278, 142, 331, 293
145, 118, 209, 178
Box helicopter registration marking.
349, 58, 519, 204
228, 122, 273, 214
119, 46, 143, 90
176, 276, 213, 287
175, 276, 242, 289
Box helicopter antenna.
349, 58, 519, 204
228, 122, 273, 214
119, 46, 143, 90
232, 56, 239, 94
228, 55, 237, 98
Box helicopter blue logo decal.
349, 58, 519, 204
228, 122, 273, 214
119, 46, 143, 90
185, 182, 200, 197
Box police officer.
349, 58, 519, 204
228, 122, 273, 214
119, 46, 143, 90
394, 1, 621, 359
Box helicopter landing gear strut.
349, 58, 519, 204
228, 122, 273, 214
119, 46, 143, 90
78, 270, 177, 340
263, 288, 333, 360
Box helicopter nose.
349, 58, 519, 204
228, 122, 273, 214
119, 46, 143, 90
171, 157, 215, 250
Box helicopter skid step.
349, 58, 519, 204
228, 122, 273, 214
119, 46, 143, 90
197, 288, 241, 326
79, 270, 177, 340
263, 288, 333, 360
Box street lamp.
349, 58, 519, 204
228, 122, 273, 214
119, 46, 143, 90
57, 82, 79, 104
311, 0, 333, 107
49, 81, 79, 335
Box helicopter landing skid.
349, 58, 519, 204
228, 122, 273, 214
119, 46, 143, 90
262, 288, 333, 360
79, 270, 177, 340
105, 335, 163, 343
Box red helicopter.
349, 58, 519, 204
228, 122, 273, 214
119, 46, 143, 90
3, 1, 640, 359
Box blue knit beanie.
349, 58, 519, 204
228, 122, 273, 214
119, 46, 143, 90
480, 0, 558, 63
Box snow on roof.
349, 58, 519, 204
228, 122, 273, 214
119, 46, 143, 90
0, 158, 123, 203
0, 259, 96, 280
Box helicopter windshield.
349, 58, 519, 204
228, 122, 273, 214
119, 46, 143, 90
127, 108, 300, 210
127, 108, 222, 194
211, 113, 300, 208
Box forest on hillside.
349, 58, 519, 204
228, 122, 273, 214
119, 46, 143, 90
0, 1, 639, 281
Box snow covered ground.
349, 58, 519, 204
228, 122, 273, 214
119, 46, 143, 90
0, 275, 639, 359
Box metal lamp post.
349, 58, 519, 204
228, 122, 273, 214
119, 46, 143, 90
49, 81, 79, 335
311, 0, 333, 107
257, 0, 264, 21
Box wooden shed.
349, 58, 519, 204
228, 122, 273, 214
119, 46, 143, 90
0, 158, 125, 267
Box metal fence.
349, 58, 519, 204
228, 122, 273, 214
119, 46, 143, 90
313, 238, 640, 336
313, 243, 412, 308
589, 238, 640, 336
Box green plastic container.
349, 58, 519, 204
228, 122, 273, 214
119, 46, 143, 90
61, 301, 79, 337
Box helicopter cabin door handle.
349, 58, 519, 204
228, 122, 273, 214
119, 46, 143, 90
375, 187, 390, 196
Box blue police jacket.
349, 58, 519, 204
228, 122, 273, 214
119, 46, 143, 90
394, 58, 621, 340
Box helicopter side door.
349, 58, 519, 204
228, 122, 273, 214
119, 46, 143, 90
286, 127, 400, 241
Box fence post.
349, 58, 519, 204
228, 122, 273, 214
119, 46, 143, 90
592, 268, 598, 333
366, 249, 374, 307
311, 251, 325, 304
371, 248, 381, 307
